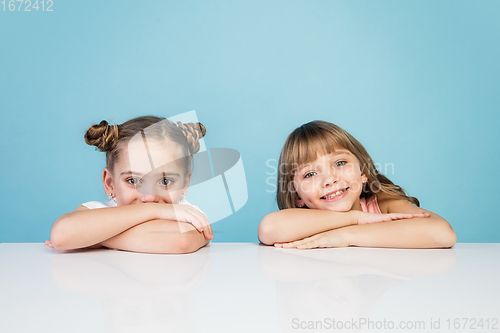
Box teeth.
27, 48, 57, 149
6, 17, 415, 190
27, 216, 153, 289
322, 189, 346, 199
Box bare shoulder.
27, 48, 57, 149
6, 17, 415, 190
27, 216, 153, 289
74, 205, 90, 212
376, 194, 423, 214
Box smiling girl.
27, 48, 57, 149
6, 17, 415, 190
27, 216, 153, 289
48, 116, 213, 254
258, 121, 456, 249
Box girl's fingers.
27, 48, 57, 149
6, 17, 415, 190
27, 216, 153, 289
198, 213, 212, 239
187, 217, 205, 234
282, 236, 318, 248
202, 226, 211, 239
393, 213, 430, 220
392, 213, 412, 219
190, 219, 204, 233
203, 225, 213, 240
196, 214, 212, 239
173, 205, 208, 232
197, 213, 212, 238
203, 214, 213, 239
193, 211, 210, 234
414, 213, 430, 218
297, 239, 321, 249
168, 205, 211, 238
359, 211, 432, 224
297, 242, 313, 249
193, 219, 211, 239
282, 240, 302, 248
208, 224, 214, 239
388, 213, 424, 220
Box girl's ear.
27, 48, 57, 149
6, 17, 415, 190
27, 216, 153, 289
102, 168, 114, 194
361, 174, 368, 184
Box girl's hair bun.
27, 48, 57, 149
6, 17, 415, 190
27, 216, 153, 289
84, 120, 119, 152
176, 122, 206, 154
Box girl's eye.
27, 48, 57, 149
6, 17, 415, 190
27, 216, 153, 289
335, 161, 347, 167
127, 178, 142, 186
160, 178, 173, 186
304, 172, 316, 178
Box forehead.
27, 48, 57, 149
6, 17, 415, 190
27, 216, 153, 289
290, 129, 350, 164
298, 149, 354, 169
116, 139, 186, 175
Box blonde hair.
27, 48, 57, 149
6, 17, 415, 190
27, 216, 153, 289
276, 120, 419, 210
84, 115, 206, 175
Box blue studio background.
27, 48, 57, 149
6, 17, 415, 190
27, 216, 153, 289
1, 0, 499, 243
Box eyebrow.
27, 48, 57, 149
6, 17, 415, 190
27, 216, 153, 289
120, 170, 180, 177
331, 150, 351, 156
298, 150, 352, 170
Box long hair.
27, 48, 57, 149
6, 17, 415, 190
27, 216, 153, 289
276, 120, 419, 209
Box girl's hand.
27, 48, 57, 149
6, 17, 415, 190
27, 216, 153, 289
352, 210, 430, 225
274, 229, 349, 249
159, 204, 213, 240
45, 239, 54, 248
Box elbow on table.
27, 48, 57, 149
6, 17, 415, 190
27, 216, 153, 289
164, 232, 209, 254
50, 217, 75, 250
258, 214, 278, 246
432, 220, 457, 248
439, 229, 457, 248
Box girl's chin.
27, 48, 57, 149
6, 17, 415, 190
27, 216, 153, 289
316, 202, 352, 212
306, 204, 350, 212
323, 207, 350, 212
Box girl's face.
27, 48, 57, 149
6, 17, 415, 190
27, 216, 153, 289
103, 140, 190, 206
293, 149, 367, 211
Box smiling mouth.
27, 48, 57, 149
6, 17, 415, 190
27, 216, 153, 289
321, 188, 348, 200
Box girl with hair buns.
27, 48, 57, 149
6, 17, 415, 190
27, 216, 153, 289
47, 116, 213, 254
258, 120, 456, 249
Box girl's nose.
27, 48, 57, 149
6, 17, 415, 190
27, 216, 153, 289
140, 194, 160, 203
323, 170, 339, 187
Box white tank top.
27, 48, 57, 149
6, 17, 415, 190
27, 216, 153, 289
81, 198, 204, 214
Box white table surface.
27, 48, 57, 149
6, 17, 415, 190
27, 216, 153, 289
1, 243, 499, 333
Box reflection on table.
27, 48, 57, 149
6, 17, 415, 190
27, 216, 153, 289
51, 247, 212, 333
258, 246, 456, 332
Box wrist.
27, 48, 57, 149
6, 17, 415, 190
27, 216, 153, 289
339, 226, 354, 247
145, 203, 164, 220
349, 210, 360, 226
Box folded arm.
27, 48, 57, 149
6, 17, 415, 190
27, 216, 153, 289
50, 203, 211, 252
278, 199, 456, 249
101, 219, 209, 254
340, 216, 456, 248
50, 204, 160, 250
258, 208, 355, 245
343, 200, 456, 248
258, 203, 428, 246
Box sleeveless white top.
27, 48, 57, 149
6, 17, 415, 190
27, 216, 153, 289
82, 198, 204, 214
